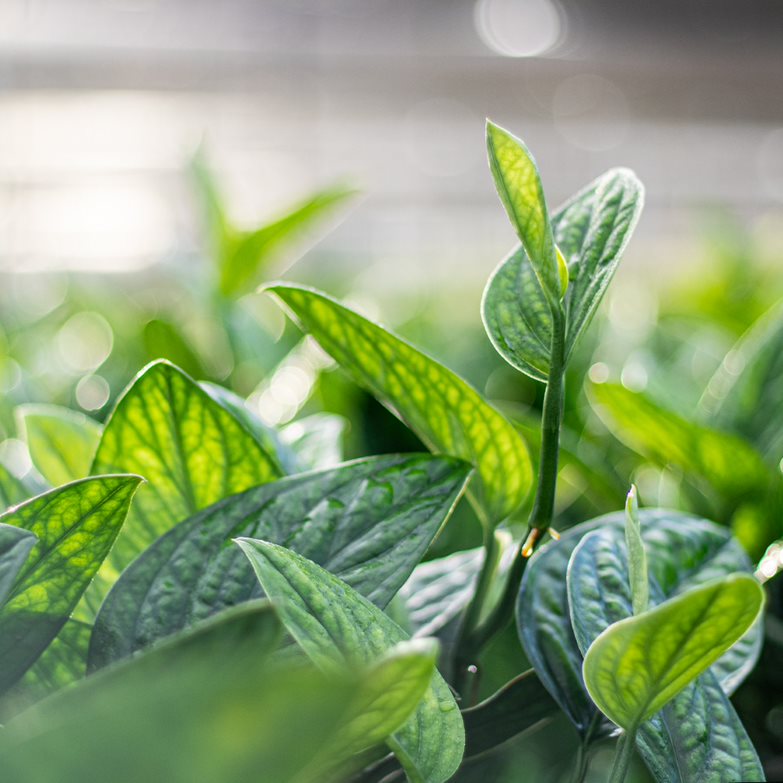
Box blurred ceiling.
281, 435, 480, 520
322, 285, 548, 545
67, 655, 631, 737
0, 0, 781, 285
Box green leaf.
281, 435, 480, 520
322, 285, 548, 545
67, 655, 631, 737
482, 168, 644, 382
142, 318, 207, 380
17, 405, 101, 487
0, 603, 355, 783
219, 185, 357, 298
701, 299, 783, 462
624, 485, 648, 614
590, 381, 769, 498
0, 463, 47, 512
237, 539, 465, 783
567, 528, 764, 782
0, 475, 142, 695
338, 638, 439, 756
0, 524, 36, 606
88, 454, 471, 669
280, 413, 347, 471
582, 574, 764, 730
486, 121, 559, 300
266, 284, 532, 526
90, 360, 282, 599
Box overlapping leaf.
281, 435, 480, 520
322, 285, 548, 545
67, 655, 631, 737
590, 381, 769, 498
0, 524, 36, 606
89, 454, 471, 669
267, 284, 531, 526
568, 528, 764, 782
0, 475, 141, 695
238, 539, 465, 783
17, 405, 101, 487
0, 463, 47, 512
91, 361, 282, 588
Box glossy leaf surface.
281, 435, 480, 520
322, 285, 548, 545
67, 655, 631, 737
91, 360, 281, 581
582, 574, 764, 729
0, 475, 141, 694
238, 539, 465, 783
267, 283, 531, 526
0, 524, 36, 606
591, 382, 768, 498
89, 454, 470, 669
18, 405, 101, 487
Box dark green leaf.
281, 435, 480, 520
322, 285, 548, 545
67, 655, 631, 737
590, 381, 769, 498
0, 524, 36, 606
17, 405, 101, 487
238, 539, 465, 783
0, 475, 142, 695
89, 454, 471, 669
267, 284, 532, 526
90, 360, 282, 599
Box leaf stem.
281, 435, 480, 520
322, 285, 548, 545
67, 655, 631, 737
608, 728, 637, 783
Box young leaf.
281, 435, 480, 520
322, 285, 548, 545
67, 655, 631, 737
266, 284, 532, 526
590, 381, 769, 498
486, 121, 559, 300
482, 167, 643, 382
88, 454, 471, 669
90, 361, 282, 591
567, 528, 764, 783
0, 524, 36, 606
582, 574, 764, 730
624, 485, 648, 614
0, 475, 142, 695
17, 405, 101, 487
237, 539, 465, 783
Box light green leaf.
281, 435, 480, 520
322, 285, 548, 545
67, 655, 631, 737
90, 360, 282, 603
266, 284, 532, 526
624, 485, 648, 614
17, 405, 101, 487
0, 475, 142, 695
0, 524, 36, 606
486, 121, 559, 300
701, 299, 783, 462
280, 413, 347, 471
0, 463, 47, 512
88, 454, 470, 669
482, 168, 644, 382
237, 539, 465, 783
338, 638, 439, 756
0, 603, 357, 783
582, 574, 764, 730
568, 528, 764, 782
590, 382, 769, 498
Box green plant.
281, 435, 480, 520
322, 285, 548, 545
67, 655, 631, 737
0, 121, 772, 783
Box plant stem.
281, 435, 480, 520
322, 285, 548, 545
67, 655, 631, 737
608, 729, 637, 783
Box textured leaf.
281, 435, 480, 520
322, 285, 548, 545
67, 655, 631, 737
701, 300, 783, 462
280, 413, 347, 471
0, 603, 356, 783
0, 464, 47, 512
267, 284, 532, 526
518, 509, 763, 738
0, 524, 36, 606
0, 475, 142, 695
482, 168, 643, 381
486, 121, 559, 299
238, 539, 465, 783
90, 361, 282, 592
590, 382, 769, 498
88, 454, 471, 669
17, 405, 102, 487
568, 528, 764, 783
582, 574, 764, 729
339, 638, 439, 756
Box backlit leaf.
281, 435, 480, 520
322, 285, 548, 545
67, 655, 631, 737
0, 475, 142, 695
0, 464, 46, 512
88, 454, 470, 669
267, 284, 532, 526
582, 574, 763, 729
237, 539, 465, 783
